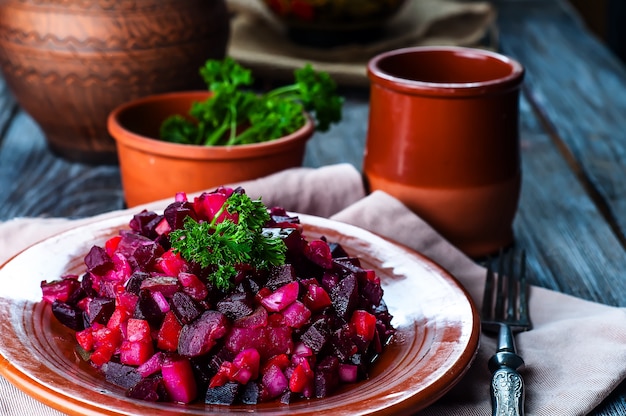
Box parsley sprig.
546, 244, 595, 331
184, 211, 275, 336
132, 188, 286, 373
169, 191, 286, 291
159, 57, 343, 146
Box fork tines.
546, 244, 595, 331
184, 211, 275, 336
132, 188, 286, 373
482, 249, 531, 330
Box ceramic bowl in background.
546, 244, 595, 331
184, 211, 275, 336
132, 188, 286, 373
0, 0, 230, 164
259, 0, 407, 47
364, 46, 525, 258
107, 91, 315, 207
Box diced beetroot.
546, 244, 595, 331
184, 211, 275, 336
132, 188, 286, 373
126, 318, 151, 343
102, 252, 132, 283
129, 210, 160, 236
233, 306, 268, 329
120, 340, 154, 366
293, 342, 313, 358
125, 271, 149, 295
151, 290, 170, 313
300, 319, 329, 354
41, 276, 80, 304
264, 326, 294, 359
328, 242, 349, 259
127, 376, 165, 402
137, 352, 164, 377
217, 292, 254, 320
261, 364, 288, 399
140, 276, 180, 298
87, 297, 115, 325
104, 235, 122, 257
161, 355, 197, 404
134, 289, 165, 328
265, 264, 296, 290
260, 281, 300, 312
90, 345, 116, 367
178, 272, 208, 301
302, 284, 332, 312
128, 242, 160, 272
51, 300, 85, 331
107, 305, 131, 330
209, 361, 234, 388
350, 310, 377, 342
157, 311, 183, 352
320, 272, 339, 292
103, 360, 142, 389
364, 269, 380, 284
170, 291, 203, 325
263, 353, 291, 372
193, 189, 237, 224
255, 287, 272, 305
205, 382, 241, 405
282, 301, 311, 329
304, 240, 333, 269
178, 311, 229, 357
225, 325, 292, 361
155, 250, 187, 277
92, 325, 123, 351
331, 324, 358, 361
154, 217, 171, 236
338, 363, 358, 383
84, 246, 113, 275
314, 356, 340, 398
76, 327, 94, 351
41, 192, 395, 406
224, 327, 264, 357
330, 273, 359, 320
240, 381, 260, 404
289, 360, 314, 394
164, 200, 197, 230
231, 348, 261, 385
116, 291, 139, 312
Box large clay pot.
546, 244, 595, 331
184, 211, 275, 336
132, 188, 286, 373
364, 46, 524, 258
0, 0, 230, 164
107, 91, 315, 207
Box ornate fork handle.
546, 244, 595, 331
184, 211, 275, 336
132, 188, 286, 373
488, 323, 525, 416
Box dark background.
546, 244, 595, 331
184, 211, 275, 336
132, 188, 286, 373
569, 0, 625, 63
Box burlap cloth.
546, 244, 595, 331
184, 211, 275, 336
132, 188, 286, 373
1, 164, 626, 415
227, 0, 497, 86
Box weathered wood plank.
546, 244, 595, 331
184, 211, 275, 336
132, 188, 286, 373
495, 0, 626, 244
0, 110, 124, 219
514, 94, 626, 306
0, 73, 16, 140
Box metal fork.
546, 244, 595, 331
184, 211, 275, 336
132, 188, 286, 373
481, 249, 532, 416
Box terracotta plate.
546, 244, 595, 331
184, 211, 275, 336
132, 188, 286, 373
0, 213, 480, 415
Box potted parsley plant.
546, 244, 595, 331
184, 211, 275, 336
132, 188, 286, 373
107, 58, 343, 207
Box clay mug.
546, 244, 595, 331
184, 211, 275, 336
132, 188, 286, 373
363, 46, 524, 258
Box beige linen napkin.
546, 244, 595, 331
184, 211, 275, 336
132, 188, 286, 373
227, 0, 497, 86
2, 164, 626, 415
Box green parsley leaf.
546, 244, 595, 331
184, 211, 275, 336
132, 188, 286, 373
159, 58, 343, 146
169, 192, 287, 291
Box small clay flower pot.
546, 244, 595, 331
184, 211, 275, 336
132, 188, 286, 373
107, 91, 315, 207
364, 46, 525, 258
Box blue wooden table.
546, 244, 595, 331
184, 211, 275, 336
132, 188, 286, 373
1, 0, 626, 414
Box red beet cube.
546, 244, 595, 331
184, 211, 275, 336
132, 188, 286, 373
157, 311, 183, 352
120, 340, 154, 366
161, 355, 197, 404
260, 281, 300, 312
350, 310, 377, 342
